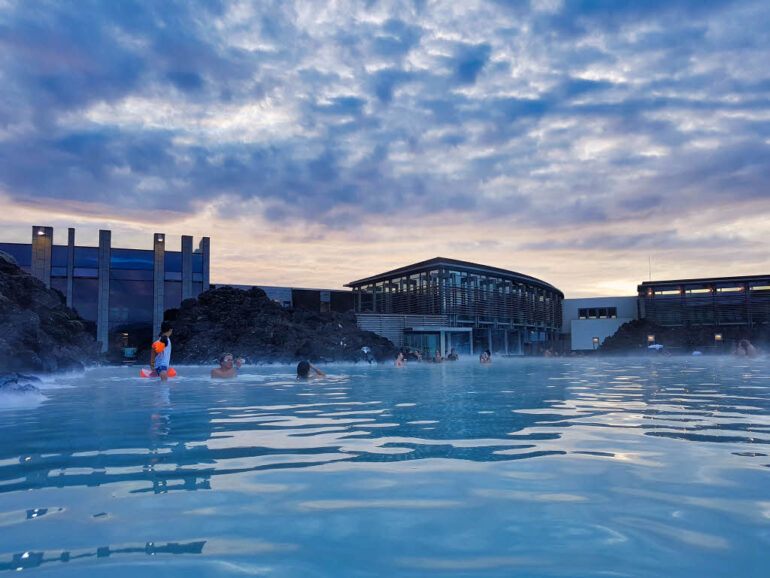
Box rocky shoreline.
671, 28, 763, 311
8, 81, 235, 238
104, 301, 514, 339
165, 286, 397, 364
0, 251, 99, 373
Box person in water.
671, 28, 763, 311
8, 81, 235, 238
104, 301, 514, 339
395, 352, 407, 366
735, 339, 757, 357
150, 321, 173, 381
296, 360, 326, 379
479, 349, 492, 364
446, 348, 459, 361
432, 349, 443, 363
211, 353, 244, 378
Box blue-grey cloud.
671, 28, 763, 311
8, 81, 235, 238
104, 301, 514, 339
0, 0, 768, 238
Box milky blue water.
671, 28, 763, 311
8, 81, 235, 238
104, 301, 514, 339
1, 357, 769, 577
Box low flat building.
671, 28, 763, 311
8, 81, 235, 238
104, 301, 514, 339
561, 297, 639, 350
216, 284, 354, 313
346, 257, 563, 356
0, 226, 210, 352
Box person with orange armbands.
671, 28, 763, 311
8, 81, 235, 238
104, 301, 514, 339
150, 321, 173, 381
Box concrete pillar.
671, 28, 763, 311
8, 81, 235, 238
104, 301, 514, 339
96, 230, 111, 353
487, 327, 493, 354
440, 331, 446, 358
31, 225, 53, 288
66, 228, 75, 308
153, 233, 166, 337
199, 237, 210, 292
504, 330, 509, 354
181, 235, 193, 300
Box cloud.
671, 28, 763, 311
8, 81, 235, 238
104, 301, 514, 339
0, 0, 769, 294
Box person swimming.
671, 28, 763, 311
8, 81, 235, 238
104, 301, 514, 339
297, 360, 326, 379
735, 339, 757, 357
211, 353, 243, 378
395, 352, 407, 366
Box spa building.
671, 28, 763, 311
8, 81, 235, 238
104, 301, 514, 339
345, 257, 564, 355
0, 226, 210, 352
638, 275, 770, 328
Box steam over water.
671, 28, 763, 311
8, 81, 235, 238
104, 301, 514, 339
1, 357, 768, 576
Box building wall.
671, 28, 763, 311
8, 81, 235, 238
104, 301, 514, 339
562, 296, 639, 350
638, 276, 770, 328
217, 284, 354, 314
0, 227, 210, 352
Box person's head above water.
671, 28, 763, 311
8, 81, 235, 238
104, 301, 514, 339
297, 360, 310, 378
219, 352, 234, 366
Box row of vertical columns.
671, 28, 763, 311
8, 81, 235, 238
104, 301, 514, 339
30, 226, 211, 351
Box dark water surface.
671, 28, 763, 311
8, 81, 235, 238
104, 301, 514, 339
0, 357, 768, 576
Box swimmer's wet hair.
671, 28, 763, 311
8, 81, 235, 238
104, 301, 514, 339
297, 360, 310, 378
219, 352, 233, 363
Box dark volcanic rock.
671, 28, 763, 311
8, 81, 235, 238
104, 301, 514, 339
0, 253, 99, 372
170, 286, 397, 363
600, 318, 768, 354
0, 373, 42, 393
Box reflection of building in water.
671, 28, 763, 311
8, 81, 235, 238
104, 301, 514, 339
0, 541, 206, 571
0, 226, 210, 352
347, 257, 564, 356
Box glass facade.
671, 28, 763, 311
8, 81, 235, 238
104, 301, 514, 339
348, 258, 563, 331
0, 242, 32, 271
347, 258, 564, 351
0, 231, 210, 354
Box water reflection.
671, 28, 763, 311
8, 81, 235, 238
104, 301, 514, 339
0, 359, 768, 496
0, 541, 205, 571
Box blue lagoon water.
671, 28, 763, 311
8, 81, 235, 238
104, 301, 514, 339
0, 358, 769, 576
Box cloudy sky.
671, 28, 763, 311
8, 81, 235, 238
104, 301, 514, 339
1, 0, 769, 296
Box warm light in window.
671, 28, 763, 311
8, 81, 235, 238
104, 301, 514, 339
647, 335, 655, 342
714, 333, 723, 341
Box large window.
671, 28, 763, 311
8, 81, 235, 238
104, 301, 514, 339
72, 278, 98, 322
110, 279, 153, 329
0, 243, 31, 267
165, 281, 182, 310
578, 307, 617, 320
111, 248, 153, 270
74, 247, 98, 268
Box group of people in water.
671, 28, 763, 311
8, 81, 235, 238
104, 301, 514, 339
394, 347, 491, 366
148, 321, 761, 383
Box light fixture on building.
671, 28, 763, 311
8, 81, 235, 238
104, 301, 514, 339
592, 337, 599, 350
714, 333, 723, 342
647, 334, 655, 343
36, 230, 45, 236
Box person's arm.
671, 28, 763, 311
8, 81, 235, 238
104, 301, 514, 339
309, 363, 325, 377
150, 348, 156, 369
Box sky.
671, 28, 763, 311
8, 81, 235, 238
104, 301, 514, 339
0, 0, 769, 297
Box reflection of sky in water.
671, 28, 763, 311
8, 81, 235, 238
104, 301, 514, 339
0, 358, 768, 576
